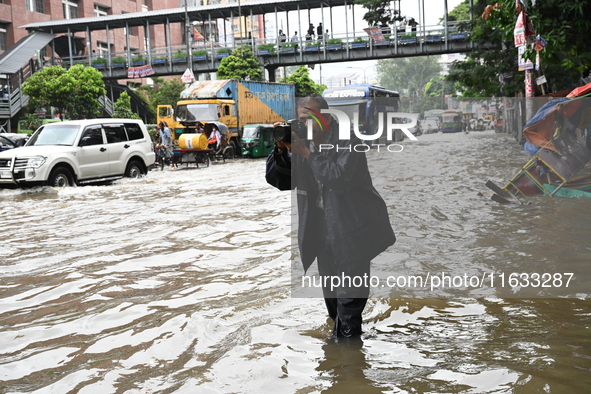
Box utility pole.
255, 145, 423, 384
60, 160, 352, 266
185, 0, 193, 73
239, 0, 242, 38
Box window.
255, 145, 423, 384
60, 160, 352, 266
263, 127, 273, 146
0, 27, 6, 52
104, 124, 128, 144
63, 0, 78, 20
94, 5, 109, 18
125, 123, 144, 141
79, 126, 104, 146
26, 0, 44, 13
96, 42, 110, 58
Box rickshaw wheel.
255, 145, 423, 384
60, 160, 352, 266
223, 144, 235, 159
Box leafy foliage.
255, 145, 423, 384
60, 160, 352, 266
447, 0, 591, 96
24, 113, 43, 130
447, 0, 471, 21
279, 66, 326, 97
217, 45, 263, 81
112, 92, 140, 119
22, 64, 106, 119
377, 56, 451, 112
354, 0, 401, 27
138, 77, 186, 117
424, 75, 456, 97
445, 0, 522, 97
377, 56, 443, 111
525, 0, 591, 91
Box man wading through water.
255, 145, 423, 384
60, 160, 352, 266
266, 96, 395, 338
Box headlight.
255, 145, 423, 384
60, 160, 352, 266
27, 157, 46, 168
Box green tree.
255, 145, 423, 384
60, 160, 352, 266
217, 45, 264, 81
279, 65, 326, 97
354, 0, 402, 26
446, 0, 471, 21
377, 56, 442, 111
447, 0, 591, 96
139, 77, 186, 116
515, 0, 591, 91
22, 64, 106, 119
445, 0, 522, 97
112, 92, 140, 119
424, 75, 456, 97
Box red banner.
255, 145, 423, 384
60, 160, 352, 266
514, 11, 535, 47
363, 27, 387, 44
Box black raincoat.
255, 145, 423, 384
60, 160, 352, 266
265, 122, 396, 275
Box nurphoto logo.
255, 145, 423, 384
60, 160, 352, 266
302, 107, 418, 152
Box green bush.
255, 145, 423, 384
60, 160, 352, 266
192, 50, 208, 56
327, 38, 343, 45
353, 37, 367, 43
281, 42, 297, 49
216, 48, 232, 54
112, 56, 126, 63
306, 40, 321, 47
91, 57, 107, 65
132, 54, 145, 62
173, 50, 187, 59
258, 43, 276, 53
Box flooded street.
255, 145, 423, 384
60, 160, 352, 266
1, 130, 590, 393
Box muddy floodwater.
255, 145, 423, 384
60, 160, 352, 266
1, 130, 590, 393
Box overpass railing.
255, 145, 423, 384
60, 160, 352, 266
47, 21, 471, 76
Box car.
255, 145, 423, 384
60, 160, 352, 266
0, 119, 155, 187
422, 118, 440, 133
0, 133, 29, 149
0, 134, 28, 152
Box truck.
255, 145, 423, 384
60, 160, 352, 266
157, 79, 295, 157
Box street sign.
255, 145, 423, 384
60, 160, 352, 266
536, 75, 547, 85
181, 68, 195, 83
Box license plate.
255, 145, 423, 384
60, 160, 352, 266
0, 170, 12, 179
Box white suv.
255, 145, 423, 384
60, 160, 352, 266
0, 119, 155, 187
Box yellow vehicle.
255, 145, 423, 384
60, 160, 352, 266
157, 79, 295, 156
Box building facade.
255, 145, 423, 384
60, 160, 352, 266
1, 1, 265, 59
1, 1, 187, 58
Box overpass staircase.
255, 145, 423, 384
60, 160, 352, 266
0, 57, 151, 133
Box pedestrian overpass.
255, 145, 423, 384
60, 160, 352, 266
0, 0, 479, 129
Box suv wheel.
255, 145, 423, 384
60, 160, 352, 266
125, 160, 144, 178
48, 167, 74, 187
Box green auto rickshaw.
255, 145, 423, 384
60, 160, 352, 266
240, 124, 275, 158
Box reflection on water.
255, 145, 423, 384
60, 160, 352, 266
0, 131, 590, 393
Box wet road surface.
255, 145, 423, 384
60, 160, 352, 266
1, 130, 590, 393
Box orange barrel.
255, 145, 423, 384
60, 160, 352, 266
179, 133, 208, 150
